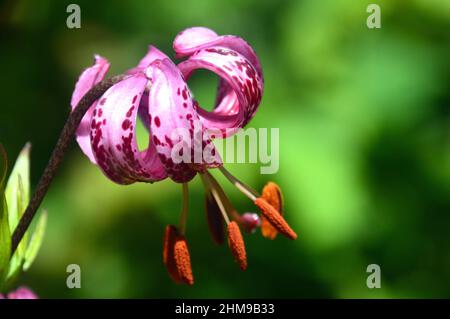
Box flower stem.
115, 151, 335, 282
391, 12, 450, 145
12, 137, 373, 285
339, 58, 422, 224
10, 75, 126, 256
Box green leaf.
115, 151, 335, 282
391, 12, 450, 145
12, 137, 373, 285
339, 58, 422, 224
2, 262, 22, 292
0, 144, 11, 286
5, 143, 30, 233
23, 210, 47, 271
6, 176, 27, 279
5, 143, 31, 280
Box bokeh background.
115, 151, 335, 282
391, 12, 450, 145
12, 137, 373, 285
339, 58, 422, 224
1, 0, 449, 298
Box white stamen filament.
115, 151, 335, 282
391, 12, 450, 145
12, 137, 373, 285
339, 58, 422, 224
218, 166, 259, 201
200, 173, 231, 225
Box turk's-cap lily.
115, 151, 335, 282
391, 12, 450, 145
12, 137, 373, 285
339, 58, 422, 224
71, 27, 297, 285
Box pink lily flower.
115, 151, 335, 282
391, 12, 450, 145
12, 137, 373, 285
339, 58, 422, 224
72, 48, 204, 183
0, 286, 38, 299
71, 27, 296, 285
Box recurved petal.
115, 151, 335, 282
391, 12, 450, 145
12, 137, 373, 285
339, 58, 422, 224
127, 46, 171, 132
127, 45, 169, 75
174, 27, 262, 77
90, 73, 167, 184
178, 47, 263, 135
71, 55, 110, 163
173, 27, 218, 57
174, 27, 263, 134
147, 59, 221, 183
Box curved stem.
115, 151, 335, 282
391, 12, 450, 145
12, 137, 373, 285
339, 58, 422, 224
10, 75, 125, 256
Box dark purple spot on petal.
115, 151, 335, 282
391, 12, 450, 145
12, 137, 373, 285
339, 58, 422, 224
165, 136, 173, 147
126, 106, 135, 117
154, 116, 161, 127
122, 119, 132, 130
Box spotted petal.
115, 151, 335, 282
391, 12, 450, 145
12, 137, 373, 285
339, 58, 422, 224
71, 55, 110, 163
146, 59, 221, 183
128, 46, 173, 130
174, 27, 262, 76
174, 27, 263, 136
90, 73, 167, 184
178, 47, 263, 136
127, 45, 169, 75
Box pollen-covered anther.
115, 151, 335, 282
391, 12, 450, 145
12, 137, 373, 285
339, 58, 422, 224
254, 197, 297, 240
261, 182, 283, 239
174, 235, 195, 285
227, 221, 248, 271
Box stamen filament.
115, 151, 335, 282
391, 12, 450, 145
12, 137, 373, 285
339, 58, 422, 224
229, 208, 245, 224
204, 171, 259, 227
179, 183, 189, 235
200, 173, 230, 224
218, 166, 259, 201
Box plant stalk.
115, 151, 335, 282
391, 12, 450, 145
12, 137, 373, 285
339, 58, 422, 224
10, 75, 125, 256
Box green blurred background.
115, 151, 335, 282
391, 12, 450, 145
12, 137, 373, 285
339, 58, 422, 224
1, 0, 449, 298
